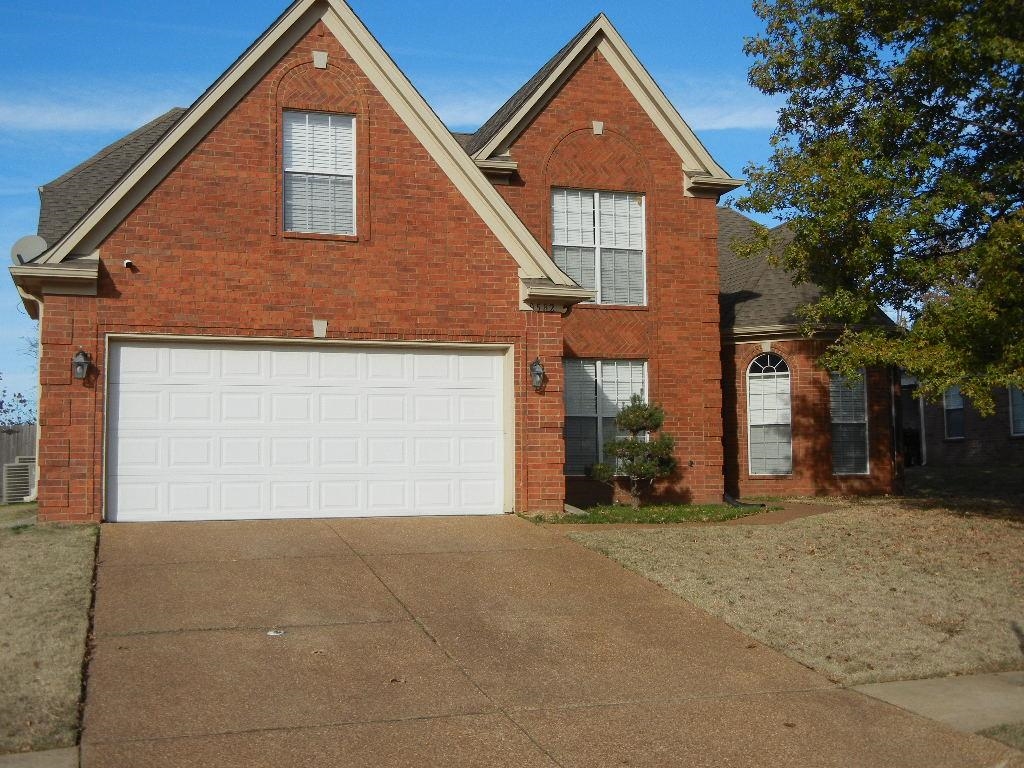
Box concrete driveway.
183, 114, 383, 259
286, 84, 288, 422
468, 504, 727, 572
82, 516, 1017, 767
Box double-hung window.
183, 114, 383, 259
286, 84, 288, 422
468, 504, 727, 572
747, 353, 792, 475
552, 189, 646, 305
943, 386, 965, 439
830, 372, 869, 474
1011, 386, 1024, 437
564, 359, 647, 475
283, 111, 356, 235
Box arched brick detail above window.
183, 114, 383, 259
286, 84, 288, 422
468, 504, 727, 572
274, 58, 371, 242
543, 128, 651, 197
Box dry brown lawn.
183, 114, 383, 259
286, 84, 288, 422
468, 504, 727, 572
0, 520, 97, 754
572, 494, 1024, 686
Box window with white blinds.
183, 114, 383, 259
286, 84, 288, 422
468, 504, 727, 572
1011, 387, 1024, 437
830, 372, 869, 475
747, 353, 792, 475
552, 189, 645, 305
943, 385, 965, 439
283, 111, 355, 235
563, 358, 647, 475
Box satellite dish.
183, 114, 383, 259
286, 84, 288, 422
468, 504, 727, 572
10, 235, 47, 265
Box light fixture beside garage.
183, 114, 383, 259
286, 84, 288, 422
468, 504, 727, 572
530, 357, 546, 391
71, 348, 92, 380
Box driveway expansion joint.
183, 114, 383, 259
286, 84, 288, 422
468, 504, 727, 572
94, 616, 417, 639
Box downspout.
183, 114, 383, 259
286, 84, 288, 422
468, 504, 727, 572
15, 285, 42, 502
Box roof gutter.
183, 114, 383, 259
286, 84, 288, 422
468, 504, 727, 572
9, 258, 100, 319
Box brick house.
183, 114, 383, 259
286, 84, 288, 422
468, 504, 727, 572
901, 378, 1024, 467
9, 0, 898, 523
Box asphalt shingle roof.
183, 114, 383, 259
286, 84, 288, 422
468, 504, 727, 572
464, 15, 601, 157
716, 207, 821, 330
36, 107, 187, 249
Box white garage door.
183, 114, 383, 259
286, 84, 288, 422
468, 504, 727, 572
107, 341, 506, 521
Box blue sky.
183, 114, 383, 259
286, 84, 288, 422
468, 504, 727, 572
0, 0, 780, 405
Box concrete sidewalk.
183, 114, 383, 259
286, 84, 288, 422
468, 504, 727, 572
856, 671, 1024, 733
79, 515, 1022, 767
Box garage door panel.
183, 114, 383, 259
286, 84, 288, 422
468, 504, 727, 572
108, 342, 505, 521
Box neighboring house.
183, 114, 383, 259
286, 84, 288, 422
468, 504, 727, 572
8, 0, 898, 524
901, 379, 1024, 467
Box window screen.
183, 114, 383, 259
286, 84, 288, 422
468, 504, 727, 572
563, 358, 646, 475
831, 372, 869, 474
283, 111, 355, 235
747, 353, 792, 475
552, 189, 645, 305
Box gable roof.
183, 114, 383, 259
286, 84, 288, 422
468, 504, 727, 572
717, 207, 820, 331
465, 15, 600, 157
36, 108, 186, 249
24, 0, 583, 296
465, 14, 743, 197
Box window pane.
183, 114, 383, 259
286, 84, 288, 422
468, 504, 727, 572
599, 192, 644, 250
599, 248, 644, 305
946, 407, 965, 439
598, 360, 645, 417
944, 385, 965, 410
564, 359, 598, 417
552, 189, 595, 246
830, 373, 867, 421
1012, 387, 1024, 436
832, 423, 868, 474
553, 245, 596, 291
284, 173, 354, 235
565, 416, 598, 475
749, 425, 793, 475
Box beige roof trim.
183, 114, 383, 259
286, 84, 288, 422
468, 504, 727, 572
472, 14, 744, 195
319, 5, 571, 285
38, 0, 574, 286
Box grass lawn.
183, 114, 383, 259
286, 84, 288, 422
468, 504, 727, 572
570, 469, 1024, 686
527, 503, 765, 525
0, 502, 37, 528
0, 509, 97, 755
980, 722, 1024, 751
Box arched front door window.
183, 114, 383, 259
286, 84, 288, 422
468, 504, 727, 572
747, 353, 793, 475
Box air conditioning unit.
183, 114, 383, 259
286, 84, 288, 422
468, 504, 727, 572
3, 462, 32, 504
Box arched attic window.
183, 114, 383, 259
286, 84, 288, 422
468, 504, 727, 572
747, 353, 793, 475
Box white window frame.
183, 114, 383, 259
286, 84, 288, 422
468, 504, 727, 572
563, 358, 649, 476
943, 386, 965, 440
1009, 386, 1024, 437
830, 370, 870, 476
283, 110, 357, 236
551, 189, 647, 306
746, 353, 793, 477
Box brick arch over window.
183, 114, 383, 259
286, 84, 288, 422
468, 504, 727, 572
746, 352, 794, 476
543, 128, 651, 194
274, 59, 371, 241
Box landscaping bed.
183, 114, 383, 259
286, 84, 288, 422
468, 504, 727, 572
527, 503, 765, 525
571, 492, 1024, 686
0, 508, 97, 754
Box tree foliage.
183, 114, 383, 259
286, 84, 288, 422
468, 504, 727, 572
738, 0, 1023, 411
591, 396, 677, 507
0, 373, 33, 431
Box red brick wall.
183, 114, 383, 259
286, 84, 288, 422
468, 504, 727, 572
722, 338, 898, 497
919, 388, 1024, 466
36, 22, 567, 522
495, 49, 725, 504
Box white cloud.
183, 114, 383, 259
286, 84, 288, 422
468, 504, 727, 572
663, 74, 781, 132
0, 82, 195, 133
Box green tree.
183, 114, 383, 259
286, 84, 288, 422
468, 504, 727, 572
591, 396, 677, 507
738, 0, 1023, 411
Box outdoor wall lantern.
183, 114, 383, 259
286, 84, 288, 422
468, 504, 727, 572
71, 348, 92, 381
530, 357, 546, 391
